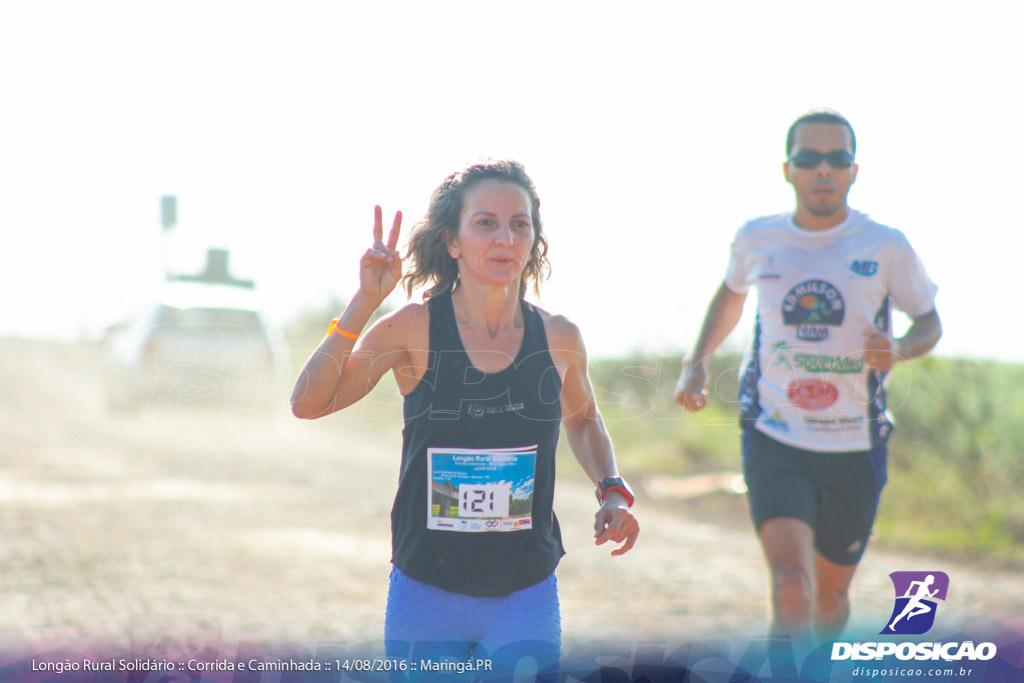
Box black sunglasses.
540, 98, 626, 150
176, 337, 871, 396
787, 150, 855, 169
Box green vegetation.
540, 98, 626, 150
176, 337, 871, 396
284, 295, 394, 375
589, 353, 1024, 566
878, 357, 1024, 563
284, 298, 405, 422
588, 353, 743, 474
285, 303, 1024, 564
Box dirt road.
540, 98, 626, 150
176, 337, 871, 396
1, 339, 1021, 663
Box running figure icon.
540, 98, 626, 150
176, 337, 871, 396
888, 574, 939, 630
881, 570, 949, 635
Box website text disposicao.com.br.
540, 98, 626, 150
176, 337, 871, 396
837, 640, 996, 679
851, 665, 978, 678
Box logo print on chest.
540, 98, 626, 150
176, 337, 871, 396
787, 380, 839, 410
781, 279, 845, 340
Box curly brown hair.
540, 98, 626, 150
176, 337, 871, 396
402, 159, 550, 300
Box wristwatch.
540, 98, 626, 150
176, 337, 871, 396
595, 476, 635, 508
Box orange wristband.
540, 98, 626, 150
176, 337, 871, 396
326, 318, 359, 340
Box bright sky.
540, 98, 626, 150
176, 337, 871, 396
2, 1, 1022, 361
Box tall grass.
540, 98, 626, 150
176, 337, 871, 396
285, 301, 1024, 564
589, 353, 1024, 565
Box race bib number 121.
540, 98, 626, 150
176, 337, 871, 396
426, 446, 537, 533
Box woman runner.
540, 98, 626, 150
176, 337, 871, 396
291, 159, 639, 679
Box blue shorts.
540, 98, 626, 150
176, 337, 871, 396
384, 565, 560, 681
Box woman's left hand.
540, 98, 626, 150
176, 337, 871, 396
594, 495, 639, 556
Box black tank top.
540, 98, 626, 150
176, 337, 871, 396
390, 291, 564, 597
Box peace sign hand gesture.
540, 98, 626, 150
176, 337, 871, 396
359, 206, 404, 303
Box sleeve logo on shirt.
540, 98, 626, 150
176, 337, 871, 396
849, 260, 879, 277
782, 280, 845, 340
757, 255, 781, 280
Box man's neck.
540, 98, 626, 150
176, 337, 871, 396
792, 205, 850, 232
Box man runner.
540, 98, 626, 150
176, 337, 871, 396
675, 109, 942, 650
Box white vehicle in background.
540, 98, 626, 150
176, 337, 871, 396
104, 249, 285, 414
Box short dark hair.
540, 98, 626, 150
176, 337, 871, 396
402, 159, 549, 300
786, 108, 856, 157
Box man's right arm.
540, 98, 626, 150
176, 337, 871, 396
674, 281, 748, 412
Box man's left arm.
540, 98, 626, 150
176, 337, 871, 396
866, 231, 942, 372
864, 309, 942, 373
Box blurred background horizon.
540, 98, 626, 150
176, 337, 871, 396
3, 1, 1023, 361
3, 2, 1024, 652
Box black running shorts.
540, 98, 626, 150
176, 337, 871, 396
742, 427, 888, 566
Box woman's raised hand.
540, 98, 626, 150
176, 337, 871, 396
359, 206, 403, 302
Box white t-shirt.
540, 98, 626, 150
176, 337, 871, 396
725, 209, 938, 452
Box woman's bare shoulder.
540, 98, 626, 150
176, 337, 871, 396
364, 302, 429, 348
534, 304, 585, 355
